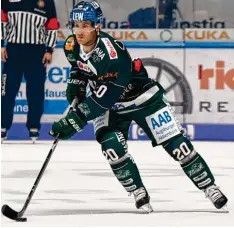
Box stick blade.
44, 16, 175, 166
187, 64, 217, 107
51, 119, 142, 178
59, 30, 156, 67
1, 204, 19, 220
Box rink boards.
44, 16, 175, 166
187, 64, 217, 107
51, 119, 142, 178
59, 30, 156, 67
5, 122, 234, 141
6, 39, 234, 141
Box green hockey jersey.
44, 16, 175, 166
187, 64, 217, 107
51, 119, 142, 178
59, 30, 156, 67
64, 31, 162, 121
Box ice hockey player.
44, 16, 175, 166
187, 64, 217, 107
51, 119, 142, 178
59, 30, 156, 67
50, 1, 228, 213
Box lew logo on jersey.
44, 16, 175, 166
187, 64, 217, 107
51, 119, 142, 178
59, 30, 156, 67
77, 61, 91, 72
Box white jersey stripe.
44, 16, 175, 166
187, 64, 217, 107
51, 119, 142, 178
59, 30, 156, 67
21, 13, 26, 43
26, 13, 31, 43
16, 12, 22, 43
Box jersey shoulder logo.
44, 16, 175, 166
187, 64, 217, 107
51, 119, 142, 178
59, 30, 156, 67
65, 36, 75, 51
101, 38, 118, 60
37, 0, 45, 8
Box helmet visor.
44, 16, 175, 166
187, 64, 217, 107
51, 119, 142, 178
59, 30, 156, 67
73, 22, 96, 34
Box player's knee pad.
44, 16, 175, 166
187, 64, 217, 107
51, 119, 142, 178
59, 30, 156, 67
163, 135, 215, 190
163, 135, 196, 165
100, 131, 144, 192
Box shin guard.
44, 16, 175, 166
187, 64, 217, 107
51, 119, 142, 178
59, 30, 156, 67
101, 131, 144, 192
164, 136, 215, 190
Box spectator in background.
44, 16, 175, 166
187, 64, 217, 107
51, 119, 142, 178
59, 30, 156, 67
1, 0, 59, 143
128, 0, 178, 29
158, 0, 177, 28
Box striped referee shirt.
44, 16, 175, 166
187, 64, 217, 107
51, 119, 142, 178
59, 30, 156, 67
1, 0, 59, 52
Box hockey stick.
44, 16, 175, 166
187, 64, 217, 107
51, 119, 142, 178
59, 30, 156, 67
1, 98, 78, 222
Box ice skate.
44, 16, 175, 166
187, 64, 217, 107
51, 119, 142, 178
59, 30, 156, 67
29, 129, 39, 143
1, 129, 7, 144
132, 187, 153, 213
204, 185, 228, 210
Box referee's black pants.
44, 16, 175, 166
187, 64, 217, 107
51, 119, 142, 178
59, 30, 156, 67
1, 43, 46, 131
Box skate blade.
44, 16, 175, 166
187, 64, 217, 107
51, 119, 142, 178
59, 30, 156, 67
221, 205, 229, 213
139, 203, 153, 213
31, 137, 38, 144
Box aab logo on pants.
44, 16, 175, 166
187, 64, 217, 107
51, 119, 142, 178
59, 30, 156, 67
151, 111, 172, 129
146, 106, 181, 144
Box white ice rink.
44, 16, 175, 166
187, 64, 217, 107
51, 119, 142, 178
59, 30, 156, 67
1, 141, 234, 227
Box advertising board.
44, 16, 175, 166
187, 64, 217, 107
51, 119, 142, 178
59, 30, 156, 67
58, 29, 184, 42
11, 44, 234, 141
184, 29, 234, 42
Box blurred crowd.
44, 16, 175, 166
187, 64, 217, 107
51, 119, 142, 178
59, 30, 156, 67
55, 0, 234, 29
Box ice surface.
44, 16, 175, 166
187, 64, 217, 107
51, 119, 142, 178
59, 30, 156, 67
1, 141, 234, 227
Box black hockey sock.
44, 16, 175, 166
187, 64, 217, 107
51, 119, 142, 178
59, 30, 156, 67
181, 153, 215, 190
110, 155, 145, 192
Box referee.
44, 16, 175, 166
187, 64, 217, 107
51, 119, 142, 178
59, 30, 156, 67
1, 0, 59, 142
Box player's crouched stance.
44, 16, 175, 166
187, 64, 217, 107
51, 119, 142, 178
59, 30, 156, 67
49, 1, 228, 213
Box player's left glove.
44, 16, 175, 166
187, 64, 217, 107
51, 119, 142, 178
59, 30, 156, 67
50, 110, 87, 140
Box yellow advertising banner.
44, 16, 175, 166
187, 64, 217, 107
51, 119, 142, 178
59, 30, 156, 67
103, 29, 183, 42
57, 28, 234, 42
184, 29, 234, 42
58, 29, 184, 42
104, 30, 148, 41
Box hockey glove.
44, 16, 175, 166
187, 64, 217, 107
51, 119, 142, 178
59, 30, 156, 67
50, 110, 87, 140
66, 70, 86, 104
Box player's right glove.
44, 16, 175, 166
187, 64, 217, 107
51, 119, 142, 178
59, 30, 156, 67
50, 109, 87, 139
66, 69, 86, 104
